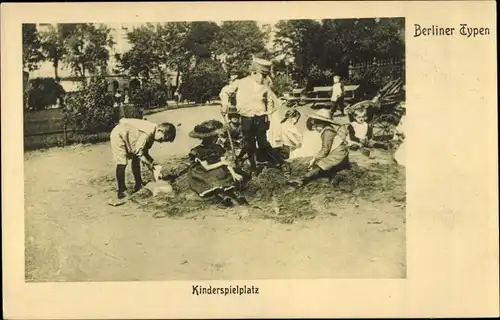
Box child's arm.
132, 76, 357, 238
310, 129, 336, 168
329, 125, 349, 151
219, 81, 239, 115
347, 124, 362, 144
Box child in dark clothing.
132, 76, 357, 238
188, 120, 249, 207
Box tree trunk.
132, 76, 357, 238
53, 61, 59, 80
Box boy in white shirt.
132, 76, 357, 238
330, 75, 345, 118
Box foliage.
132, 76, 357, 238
180, 59, 228, 103
217, 21, 269, 76
39, 24, 70, 79
273, 18, 405, 87
307, 64, 334, 89
26, 77, 66, 111
61, 23, 115, 77
271, 73, 294, 97
22, 24, 44, 72
130, 81, 169, 109
63, 75, 116, 133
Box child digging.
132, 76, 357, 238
218, 106, 247, 167
110, 118, 177, 200
187, 120, 250, 208
291, 109, 350, 187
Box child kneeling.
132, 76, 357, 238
292, 109, 350, 187
187, 120, 250, 208
347, 107, 390, 153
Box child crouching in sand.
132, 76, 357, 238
187, 120, 250, 208
347, 106, 390, 154
291, 109, 350, 187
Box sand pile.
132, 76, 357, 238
94, 155, 405, 222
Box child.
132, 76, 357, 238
187, 120, 249, 207
347, 107, 390, 153
277, 108, 303, 160
291, 109, 350, 187
218, 106, 246, 162
110, 118, 177, 200
330, 75, 345, 118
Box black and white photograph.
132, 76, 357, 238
22, 17, 406, 282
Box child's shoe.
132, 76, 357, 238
117, 191, 130, 200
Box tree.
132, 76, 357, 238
63, 75, 116, 132
22, 24, 44, 72
117, 23, 161, 79
217, 21, 268, 76
62, 23, 115, 77
180, 58, 228, 104
39, 24, 71, 79
273, 20, 323, 86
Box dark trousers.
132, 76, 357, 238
241, 115, 285, 169
330, 97, 345, 117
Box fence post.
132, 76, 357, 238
63, 124, 68, 146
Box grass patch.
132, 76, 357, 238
24, 131, 110, 151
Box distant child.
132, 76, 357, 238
187, 120, 249, 208
291, 109, 350, 187
330, 75, 345, 118
110, 118, 177, 200
347, 107, 390, 153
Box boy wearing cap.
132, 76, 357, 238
110, 118, 176, 200
219, 57, 286, 174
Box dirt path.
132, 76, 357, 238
25, 105, 406, 281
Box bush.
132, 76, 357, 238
181, 59, 228, 104
130, 81, 168, 109
349, 65, 395, 98
27, 77, 65, 110
271, 73, 294, 97
63, 76, 117, 133
306, 65, 335, 90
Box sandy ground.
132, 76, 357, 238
24, 105, 406, 282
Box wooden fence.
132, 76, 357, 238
348, 58, 405, 81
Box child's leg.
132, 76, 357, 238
213, 189, 234, 207
111, 128, 129, 198
330, 101, 338, 118
224, 188, 249, 205
116, 164, 127, 198
366, 140, 390, 150
131, 156, 143, 191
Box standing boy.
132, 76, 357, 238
110, 118, 176, 200
219, 57, 286, 174
330, 75, 345, 118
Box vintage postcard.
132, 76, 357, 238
2, 1, 498, 319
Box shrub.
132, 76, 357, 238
26, 77, 65, 110
180, 59, 228, 104
271, 73, 294, 97
130, 81, 168, 109
63, 76, 117, 133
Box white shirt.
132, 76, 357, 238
219, 76, 275, 117
350, 121, 369, 141
281, 121, 303, 148
331, 82, 344, 101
